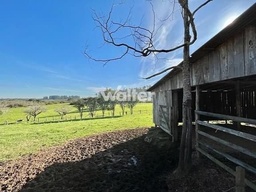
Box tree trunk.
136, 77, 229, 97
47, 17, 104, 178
26, 115, 30, 122
176, 0, 193, 175
80, 111, 83, 119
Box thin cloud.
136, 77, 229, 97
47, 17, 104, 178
21, 62, 58, 74
120, 79, 156, 89
52, 74, 85, 82
139, 1, 183, 79
44, 87, 83, 93
87, 86, 107, 93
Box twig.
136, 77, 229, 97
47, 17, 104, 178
143, 65, 181, 80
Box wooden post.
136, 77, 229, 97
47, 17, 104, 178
195, 86, 201, 158
171, 91, 179, 142
236, 166, 245, 192
235, 81, 241, 130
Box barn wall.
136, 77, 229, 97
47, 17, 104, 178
192, 31, 243, 85
245, 26, 256, 75
191, 26, 256, 86
151, 25, 256, 92
152, 90, 172, 134
150, 25, 256, 137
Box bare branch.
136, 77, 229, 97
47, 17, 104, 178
143, 65, 181, 80
85, 0, 212, 66
85, 1, 187, 62
192, 0, 213, 16
84, 47, 129, 65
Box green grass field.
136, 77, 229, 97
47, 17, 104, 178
0, 103, 153, 162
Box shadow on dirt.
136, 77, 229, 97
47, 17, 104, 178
19, 130, 179, 192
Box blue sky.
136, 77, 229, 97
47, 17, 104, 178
0, 0, 255, 98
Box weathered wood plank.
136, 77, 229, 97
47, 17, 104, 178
245, 26, 256, 76
235, 82, 242, 130
197, 147, 256, 191
193, 62, 202, 85
197, 130, 256, 158
233, 32, 245, 77
227, 36, 235, 77
219, 43, 229, 80
195, 86, 200, 156
195, 110, 256, 125
197, 120, 256, 142
208, 49, 221, 82
171, 91, 179, 142
203, 55, 210, 83
197, 147, 235, 175
152, 94, 157, 124
236, 166, 245, 192
159, 105, 169, 128
199, 141, 256, 174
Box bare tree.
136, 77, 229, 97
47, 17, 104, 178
85, 0, 212, 174
100, 88, 117, 117
73, 99, 85, 119
119, 101, 126, 116
0, 104, 9, 124
97, 95, 108, 117
108, 100, 116, 117
24, 105, 46, 121
85, 97, 98, 118
0, 104, 8, 116
127, 100, 138, 115
55, 106, 72, 119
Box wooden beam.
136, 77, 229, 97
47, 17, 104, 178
199, 141, 256, 174
235, 81, 241, 130
197, 147, 256, 191
195, 86, 200, 157
236, 166, 245, 192
159, 105, 170, 130
195, 110, 256, 125
171, 91, 179, 142
197, 120, 256, 142
197, 147, 235, 175
198, 130, 256, 158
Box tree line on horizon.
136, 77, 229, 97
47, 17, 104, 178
0, 87, 152, 123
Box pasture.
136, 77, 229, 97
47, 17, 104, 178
0, 103, 153, 162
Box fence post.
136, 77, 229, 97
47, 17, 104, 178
236, 166, 245, 192
195, 86, 201, 158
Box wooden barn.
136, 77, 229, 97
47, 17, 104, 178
148, 3, 256, 190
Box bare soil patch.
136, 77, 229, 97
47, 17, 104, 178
0, 128, 248, 192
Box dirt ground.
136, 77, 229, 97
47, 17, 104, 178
0, 128, 251, 192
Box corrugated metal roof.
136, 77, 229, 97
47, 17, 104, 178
148, 3, 256, 91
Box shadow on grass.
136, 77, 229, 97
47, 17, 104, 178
39, 110, 90, 119
39, 109, 113, 119
33, 115, 122, 125
0, 122, 17, 126
20, 132, 179, 192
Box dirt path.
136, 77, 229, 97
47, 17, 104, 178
0, 128, 248, 192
